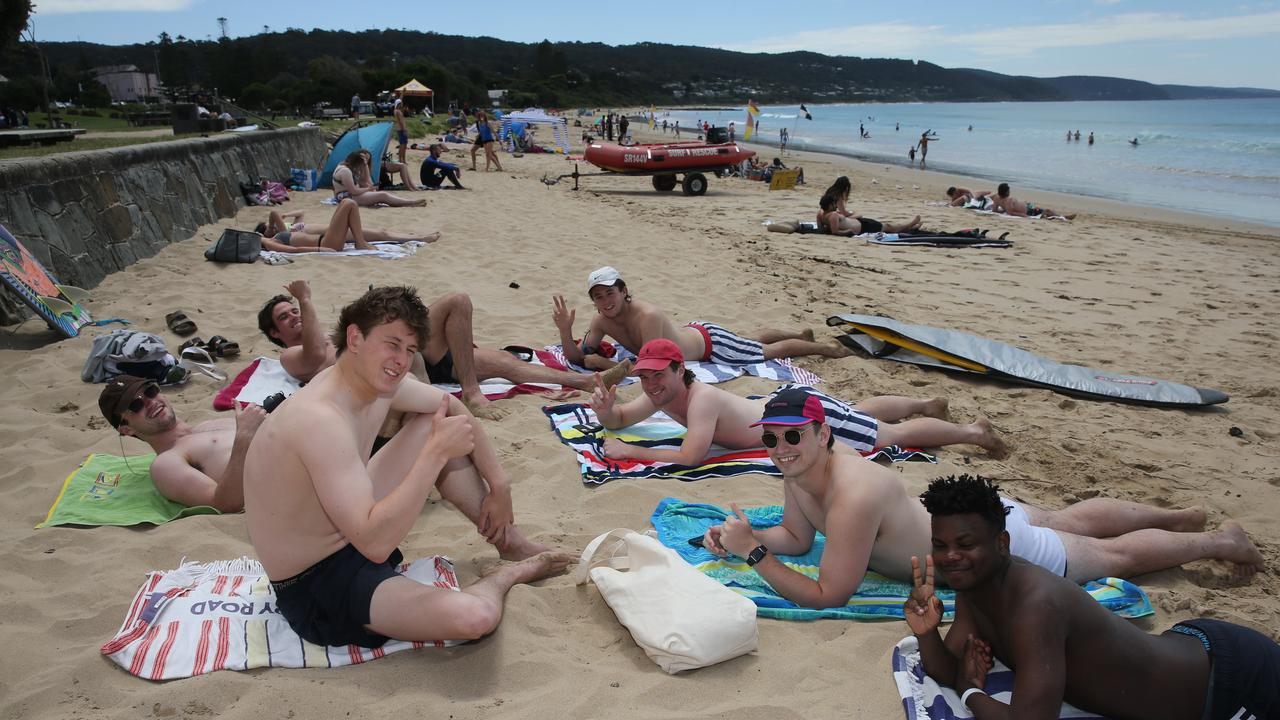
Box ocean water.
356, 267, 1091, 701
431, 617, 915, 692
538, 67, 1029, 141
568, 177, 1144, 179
660, 99, 1280, 228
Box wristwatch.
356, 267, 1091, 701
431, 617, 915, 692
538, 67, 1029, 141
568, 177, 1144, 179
745, 545, 769, 567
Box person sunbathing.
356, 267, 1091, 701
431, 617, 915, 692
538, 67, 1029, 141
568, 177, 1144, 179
552, 266, 851, 371
944, 186, 993, 207
990, 182, 1076, 220
592, 339, 1007, 463
251, 198, 383, 252
255, 207, 440, 249
332, 150, 425, 208
259, 280, 631, 415
699, 386, 1263, 609
819, 193, 921, 236
99, 375, 265, 512
243, 286, 570, 650
906, 474, 1277, 719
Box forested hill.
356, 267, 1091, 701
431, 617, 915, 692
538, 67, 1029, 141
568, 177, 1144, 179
15, 29, 1280, 111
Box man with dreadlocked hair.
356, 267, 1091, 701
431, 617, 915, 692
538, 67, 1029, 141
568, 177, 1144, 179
906, 474, 1280, 720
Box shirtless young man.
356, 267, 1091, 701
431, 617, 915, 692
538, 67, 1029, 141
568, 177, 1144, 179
591, 338, 1007, 464
258, 281, 630, 409
701, 387, 1264, 609
945, 186, 992, 207
991, 183, 1076, 220
819, 194, 922, 236
393, 100, 409, 166
256, 207, 439, 246
332, 151, 424, 208
99, 375, 266, 512
243, 286, 569, 649
551, 266, 851, 371
906, 475, 1277, 720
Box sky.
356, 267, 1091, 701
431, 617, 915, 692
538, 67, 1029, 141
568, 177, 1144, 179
27, 0, 1280, 90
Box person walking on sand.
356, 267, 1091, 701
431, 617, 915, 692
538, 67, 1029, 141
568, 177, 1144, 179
551, 266, 852, 371
469, 111, 503, 172
244, 286, 571, 650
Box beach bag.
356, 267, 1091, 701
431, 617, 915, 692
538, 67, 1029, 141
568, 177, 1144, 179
574, 529, 758, 674
204, 229, 261, 263
262, 180, 289, 204
289, 167, 319, 191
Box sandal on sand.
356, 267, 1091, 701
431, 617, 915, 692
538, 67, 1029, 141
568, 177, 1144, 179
179, 346, 228, 382
179, 337, 206, 354
160, 365, 191, 386
205, 335, 240, 358
165, 311, 198, 336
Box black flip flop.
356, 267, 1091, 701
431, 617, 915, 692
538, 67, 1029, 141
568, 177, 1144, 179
206, 335, 241, 358
165, 311, 197, 336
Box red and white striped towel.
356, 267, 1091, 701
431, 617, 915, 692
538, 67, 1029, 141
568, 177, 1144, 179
102, 555, 463, 680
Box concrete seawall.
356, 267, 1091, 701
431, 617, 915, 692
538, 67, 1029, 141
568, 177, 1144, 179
0, 127, 326, 325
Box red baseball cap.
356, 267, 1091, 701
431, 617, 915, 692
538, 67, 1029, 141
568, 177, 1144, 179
633, 338, 684, 372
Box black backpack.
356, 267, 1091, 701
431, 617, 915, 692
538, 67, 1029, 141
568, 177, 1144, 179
204, 229, 262, 263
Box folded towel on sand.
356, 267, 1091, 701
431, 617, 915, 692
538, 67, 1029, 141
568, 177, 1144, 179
213, 355, 566, 412
38, 454, 220, 529
543, 343, 822, 386
102, 555, 462, 680
260, 241, 424, 264
892, 635, 1103, 719
652, 498, 1154, 622
545, 405, 933, 486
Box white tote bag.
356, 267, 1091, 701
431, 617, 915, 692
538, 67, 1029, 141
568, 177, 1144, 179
574, 529, 759, 674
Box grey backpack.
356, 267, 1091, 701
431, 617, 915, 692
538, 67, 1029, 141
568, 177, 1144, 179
204, 229, 262, 263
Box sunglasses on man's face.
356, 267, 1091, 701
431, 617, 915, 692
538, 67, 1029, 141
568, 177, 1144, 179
761, 426, 814, 449
125, 384, 160, 415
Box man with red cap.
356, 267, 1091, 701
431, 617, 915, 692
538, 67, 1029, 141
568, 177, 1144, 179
698, 386, 1262, 609
98, 375, 266, 511
590, 338, 1007, 467
551, 266, 850, 371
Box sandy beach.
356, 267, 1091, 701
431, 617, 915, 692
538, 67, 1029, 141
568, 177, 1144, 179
1, 120, 1277, 720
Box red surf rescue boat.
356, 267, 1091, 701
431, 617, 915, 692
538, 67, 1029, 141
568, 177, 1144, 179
580, 141, 755, 195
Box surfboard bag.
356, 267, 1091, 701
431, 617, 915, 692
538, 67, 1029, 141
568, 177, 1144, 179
827, 314, 1227, 408
204, 229, 261, 263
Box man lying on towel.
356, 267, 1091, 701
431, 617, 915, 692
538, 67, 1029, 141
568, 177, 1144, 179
551, 266, 851, 371
100, 375, 266, 512
244, 286, 570, 649
700, 387, 1263, 609
259, 280, 630, 416
592, 338, 1008, 464
905, 474, 1277, 719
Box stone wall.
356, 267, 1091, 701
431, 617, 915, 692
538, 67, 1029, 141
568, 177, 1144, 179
0, 127, 325, 325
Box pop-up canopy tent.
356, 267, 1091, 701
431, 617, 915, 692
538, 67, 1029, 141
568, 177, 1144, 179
394, 78, 434, 112
318, 122, 393, 188
498, 108, 571, 154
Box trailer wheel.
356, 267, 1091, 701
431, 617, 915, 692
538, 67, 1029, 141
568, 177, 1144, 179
681, 172, 708, 196
652, 174, 677, 192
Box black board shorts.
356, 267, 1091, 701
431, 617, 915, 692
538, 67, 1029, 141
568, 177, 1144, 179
1168, 618, 1280, 720
271, 544, 404, 648
423, 350, 456, 384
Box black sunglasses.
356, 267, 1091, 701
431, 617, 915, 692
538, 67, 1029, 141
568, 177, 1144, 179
761, 426, 813, 448
125, 384, 160, 415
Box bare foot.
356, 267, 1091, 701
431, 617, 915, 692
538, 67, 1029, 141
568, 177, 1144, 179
824, 340, 854, 358
974, 419, 1009, 459
411, 199, 426, 207
1170, 506, 1208, 532
419, 231, 441, 243
1217, 521, 1265, 579
599, 358, 633, 389
922, 397, 950, 420
486, 550, 574, 583
493, 528, 555, 561
463, 390, 509, 420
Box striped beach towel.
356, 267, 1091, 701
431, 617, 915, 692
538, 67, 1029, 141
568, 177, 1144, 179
651, 498, 1154, 622
892, 635, 1104, 719
545, 405, 933, 486
542, 343, 822, 386
102, 555, 463, 680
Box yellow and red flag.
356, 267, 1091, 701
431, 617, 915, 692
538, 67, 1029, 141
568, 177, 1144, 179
743, 99, 760, 140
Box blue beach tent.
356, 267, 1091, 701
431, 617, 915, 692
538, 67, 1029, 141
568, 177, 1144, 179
319, 122, 394, 188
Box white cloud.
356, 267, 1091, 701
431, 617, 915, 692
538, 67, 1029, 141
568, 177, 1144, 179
34, 0, 194, 14
723, 10, 1280, 59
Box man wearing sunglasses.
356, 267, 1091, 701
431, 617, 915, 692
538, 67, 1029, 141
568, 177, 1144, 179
591, 338, 1007, 468
99, 375, 267, 512
699, 387, 1263, 610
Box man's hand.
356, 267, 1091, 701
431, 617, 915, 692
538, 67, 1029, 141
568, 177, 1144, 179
589, 372, 616, 416
234, 403, 268, 440
719, 503, 758, 558
478, 484, 513, 546
601, 437, 633, 459
959, 634, 993, 691
701, 525, 728, 556
422, 402, 474, 461
904, 555, 945, 636
552, 295, 576, 333
285, 279, 311, 302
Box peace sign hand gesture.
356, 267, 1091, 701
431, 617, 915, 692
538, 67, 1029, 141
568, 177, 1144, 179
904, 555, 944, 636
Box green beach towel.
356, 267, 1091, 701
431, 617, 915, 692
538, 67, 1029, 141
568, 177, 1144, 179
38, 453, 220, 529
